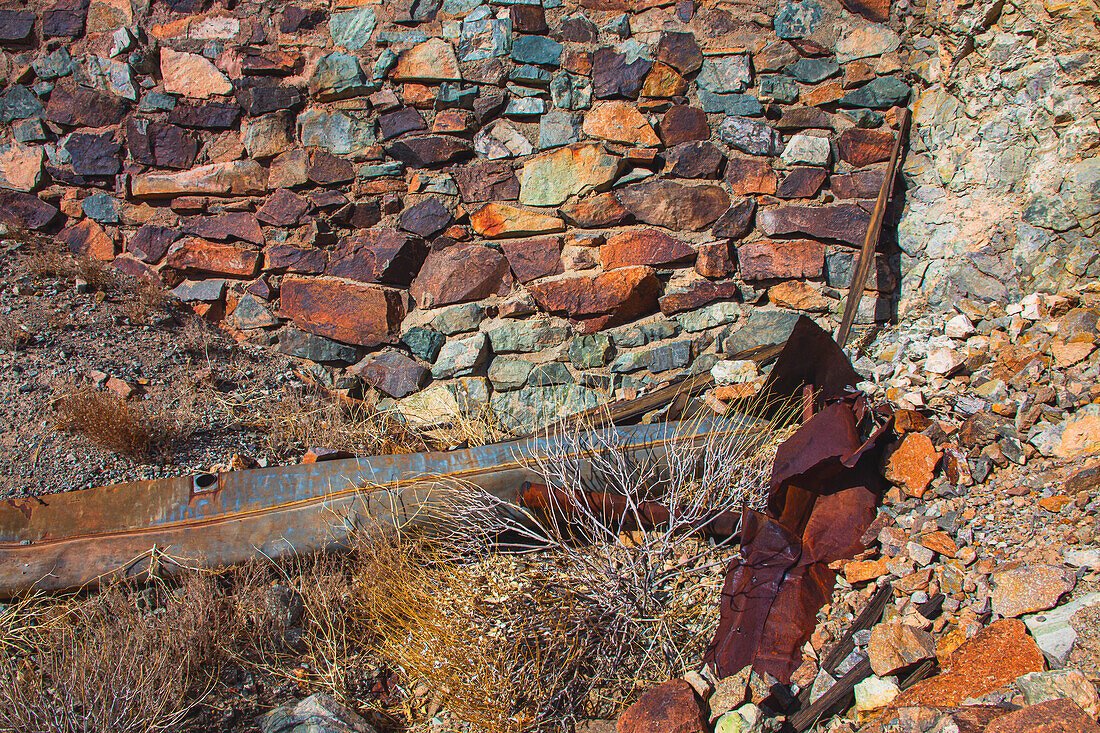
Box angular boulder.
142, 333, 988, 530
410, 242, 509, 307
280, 276, 404, 347
617, 180, 730, 231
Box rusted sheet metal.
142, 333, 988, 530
0, 418, 751, 595
518, 482, 742, 539
706, 317, 893, 683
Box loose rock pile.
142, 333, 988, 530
610, 287, 1100, 733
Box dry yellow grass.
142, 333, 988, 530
53, 388, 181, 458
0, 574, 230, 733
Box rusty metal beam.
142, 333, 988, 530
0, 417, 758, 596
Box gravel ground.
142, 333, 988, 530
0, 240, 314, 498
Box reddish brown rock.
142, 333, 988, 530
58, 218, 115, 260
348, 350, 430, 398
451, 161, 519, 204
665, 141, 724, 179
127, 224, 178, 263
398, 197, 452, 238
308, 150, 354, 185
64, 129, 121, 177
890, 620, 1044, 710
0, 190, 58, 230
500, 236, 563, 283
712, 198, 756, 239
510, 4, 547, 33
111, 254, 158, 282
183, 213, 264, 245
724, 155, 776, 195
601, 228, 695, 270
617, 180, 729, 231
43, 0, 87, 37
430, 109, 473, 134
841, 0, 890, 23
776, 167, 828, 199
125, 118, 199, 170
410, 242, 509, 308
529, 266, 660, 324
656, 31, 703, 75
884, 433, 941, 498
257, 188, 311, 227
592, 46, 652, 100
616, 679, 706, 733
166, 238, 260, 278
737, 239, 825, 280
168, 100, 241, 130
280, 276, 404, 347
658, 278, 740, 314
776, 106, 834, 130
386, 135, 472, 168
470, 203, 564, 239
695, 241, 734, 278
757, 203, 871, 247
831, 168, 885, 199
45, 82, 128, 128
838, 127, 895, 168
378, 107, 427, 141
326, 228, 428, 287
985, 699, 1100, 733
264, 243, 328, 274
559, 192, 632, 228
660, 105, 710, 146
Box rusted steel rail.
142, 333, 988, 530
0, 416, 756, 596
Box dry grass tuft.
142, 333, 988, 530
354, 532, 547, 733
0, 573, 231, 733
120, 277, 171, 325
181, 314, 215, 354
53, 388, 180, 458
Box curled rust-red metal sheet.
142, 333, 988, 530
706, 317, 893, 683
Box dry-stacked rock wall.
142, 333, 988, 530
2, 0, 1080, 428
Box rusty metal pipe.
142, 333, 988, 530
0, 416, 759, 596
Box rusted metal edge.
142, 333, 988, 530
0, 416, 757, 596
835, 106, 912, 349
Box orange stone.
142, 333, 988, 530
724, 154, 776, 195
641, 62, 688, 97
890, 620, 1045, 711
802, 79, 844, 106
58, 218, 117, 260
166, 237, 260, 277
844, 558, 890, 584
918, 531, 958, 558
469, 203, 565, 239
279, 276, 404, 347
600, 228, 695, 270
582, 101, 661, 147
884, 433, 941, 498
528, 266, 660, 323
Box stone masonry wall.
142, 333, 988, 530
0, 0, 962, 429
